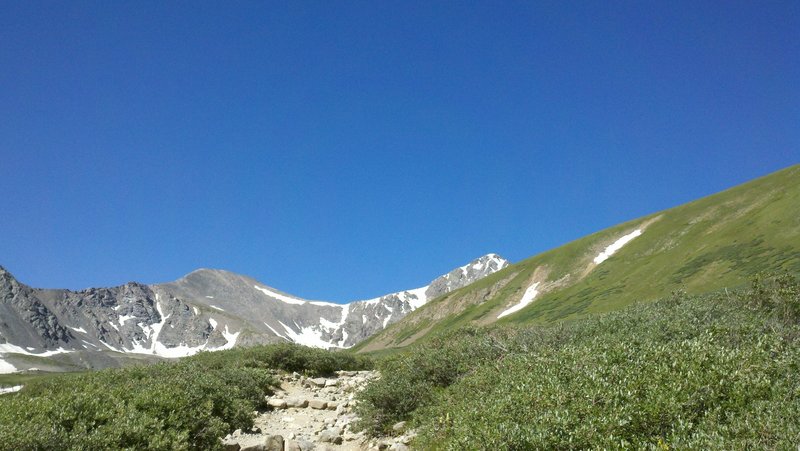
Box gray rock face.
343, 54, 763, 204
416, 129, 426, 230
0, 254, 509, 372
425, 253, 509, 300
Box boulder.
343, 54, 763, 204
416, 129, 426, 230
392, 421, 407, 433
308, 399, 328, 410
267, 398, 287, 409
310, 377, 327, 387
318, 428, 343, 444
264, 435, 284, 451
220, 436, 240, 451
285, 397, 308, 408
324, 379, 339, 387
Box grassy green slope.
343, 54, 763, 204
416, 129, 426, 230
355, 164, 800, 352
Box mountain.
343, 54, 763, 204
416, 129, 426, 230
0, 254, 508, 373
354, 164, 800, 353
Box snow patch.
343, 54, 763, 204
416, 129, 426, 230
0, 385, 23, 394
68, 326, 87, 334
208, 318, 218, 329
209, 305, 225, 311
278, 321, 343, 349
192, 306, 199, 315
264, 322, 287, 339
498, 282, 541, 319
0, 358, 17, 374
118, 314, 136, 325
405, 286, 429, 310
0, 343, 74, 357
219, 326, 240, 349
318, 305, 347, 331
254, 285, 306, 305
594, 229, 643, 265
99, 340, 123, 352
205, 295, 214, 299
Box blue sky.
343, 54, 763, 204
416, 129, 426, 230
1, 1, 798, 301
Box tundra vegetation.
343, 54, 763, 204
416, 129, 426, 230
0, 344, 372, 450
354, 273, 800, 449
1, 275, 797, 449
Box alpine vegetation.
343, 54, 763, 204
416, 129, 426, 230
354, 274, 800, 449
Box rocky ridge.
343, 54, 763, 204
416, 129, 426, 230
0, 254, 509, 372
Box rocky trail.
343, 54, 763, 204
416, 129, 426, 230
221, 370, 414, 451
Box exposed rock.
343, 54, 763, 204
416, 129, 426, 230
267, 398, 287, 409
285, 397, 308, 408
264, 435, 284, 451
220, 436, 240, 451
391, 421, 406, 433
308, 399, 328, 410
0, 254, 508, 370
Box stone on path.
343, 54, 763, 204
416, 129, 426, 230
264, 435, 284, 451
308, 399, 328, 410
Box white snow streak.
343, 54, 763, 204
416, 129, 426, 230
254, 285, 306, 305
0, 358, 17, 374
594, 229, 643, 265
264, 322, 287, 339
0, 343, 73, 357
0, 385, 23, 394
68, 326, 87, 334
498, 282, 541, 319
209, 305, 225, 311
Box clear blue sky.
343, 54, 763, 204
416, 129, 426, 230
1, 1, 798, 301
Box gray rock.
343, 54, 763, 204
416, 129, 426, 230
392, 421, 407, 433
318, 428, 343, 444
264, 435, 284, 451
0, 254, 508, 366
324, 379, 339, 387
267, 398, 287, 409
308, 399, 328, 409
285, 397, 308, 408
390, 444, 409, 451
309, 377, 327, 387
220, 436, 240, 451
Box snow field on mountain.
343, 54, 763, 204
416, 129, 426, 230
498, 282, 541, 318
594, 229, 642, 264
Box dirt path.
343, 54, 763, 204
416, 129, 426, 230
221, 371, 413, 451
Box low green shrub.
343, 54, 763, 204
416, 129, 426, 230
355, 274, 800, 449
0, 343, 372, 450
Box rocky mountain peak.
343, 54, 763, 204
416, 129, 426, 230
425, 253, 509, 300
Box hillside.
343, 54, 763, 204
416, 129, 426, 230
355, 164, 800, 352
